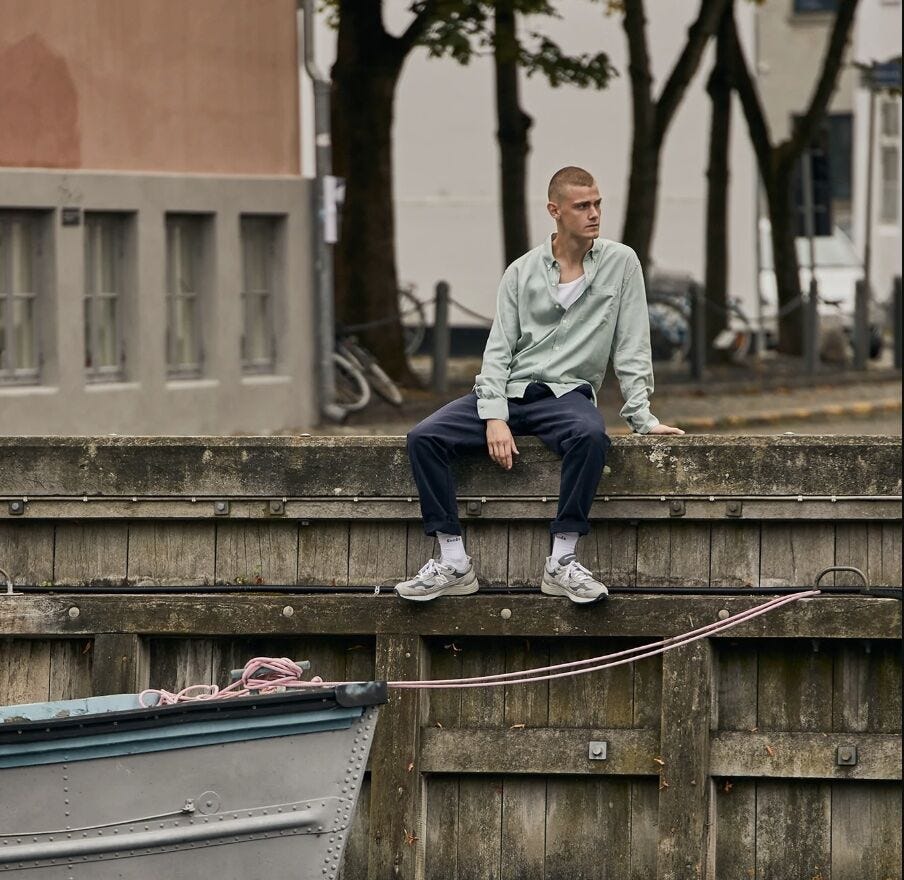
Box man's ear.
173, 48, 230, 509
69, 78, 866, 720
546, 201, 559, 220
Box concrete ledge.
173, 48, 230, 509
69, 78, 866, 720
0, 435, 900, 497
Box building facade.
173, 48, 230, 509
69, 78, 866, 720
0, 0, 317, 435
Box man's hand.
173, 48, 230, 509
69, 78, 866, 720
648, 423, 685, 435
486, 419, 520, 469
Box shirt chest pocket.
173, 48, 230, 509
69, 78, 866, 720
575, 284, 619, 326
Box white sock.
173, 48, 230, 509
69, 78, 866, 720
437, 532, 468, 571
551, 532, 579, 563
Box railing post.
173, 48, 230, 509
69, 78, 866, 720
689, 282, 706, 381
853, 279, 870, 371
431, 281, 450, 394
804, 285, 820, 374
893, 276, 902, 370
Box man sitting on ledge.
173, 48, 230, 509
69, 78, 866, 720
396, 166, 684, 604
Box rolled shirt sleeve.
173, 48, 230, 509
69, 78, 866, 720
474, 270, 521, 421
612, 256, 660, 434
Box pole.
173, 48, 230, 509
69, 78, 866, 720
853, 279, 869, 371
801, 149, 820, 373
431, 281, 450, 394
301, 0, 344, 422
689, 282, 706, 381
893, 276, 902, 371
863, 89, 877, 305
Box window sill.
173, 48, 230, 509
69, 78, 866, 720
0, 384, 57, 396
166, 378, 219, 391
240, 374, 291, 387
85, 381, 141, 393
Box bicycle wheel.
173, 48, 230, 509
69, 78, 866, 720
399, 286, 426, 356
332, 351, 370, 413
342, 339, 404, 406
647, 298, 691, 363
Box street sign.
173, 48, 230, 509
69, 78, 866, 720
859, 58, 902, 91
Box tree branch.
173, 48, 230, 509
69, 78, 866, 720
398, 0, 444, 55
622, 0, 654, 126
780, 0, 860, 166
729, 10, 774, 182
654, 0, 730, 146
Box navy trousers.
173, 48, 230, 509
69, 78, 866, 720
407, 382, 611, 537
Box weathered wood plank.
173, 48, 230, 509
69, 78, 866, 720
633, 652, 663, 730
0, 638, 51, 704
339, 776, 371, 880
5, 594, 900, 640
127, 522, 215, 586
629, 780, 660, 880
832, 641, 903, 733
877, 521, 903, 587
348, 523, 407, 588
457, 778, 502, 880
831, 781, 902, 880
755, 780, 831, 880
635, 523, 671, 589
668, 523, 711, 588
656, 640, 713, 880
507, 523, 549, 587
214, 521, 297, 585
716, 643, 758, 731
425, 777, 459, 880
90, 633, 148, 695
426, 639, 463, 728
710, 522, 760, 587
147, 637, 215, 692
760, 522, 835, 587
757, 639, 833, 731
467, 522, 508, 586
585, 521, 637, 587
548, 638, 634, 728
501, 778, 546, 880
459, 638, 506, 728
53, 523, 128, 586
503, 638, 548, 728
0, 521, 54, 585
49, 639, 93, 700
713, 780, 756, 880
710, 732, 901, 780
298, 521, 349, 586
367, 634, 426, 880
419, 728, 660, 775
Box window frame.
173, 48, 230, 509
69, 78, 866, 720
878, 97, 901, 226
165, 213, 207, 380
792, 0, 838, 14
84, 212, 128, 383
239, 215, 281, 376
0, 210, 43, 386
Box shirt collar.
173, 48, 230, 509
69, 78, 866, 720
541, 234, 603, 269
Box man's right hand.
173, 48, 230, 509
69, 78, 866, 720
486, 419, 519, 470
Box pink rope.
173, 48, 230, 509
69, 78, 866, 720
137, 591, 818, 702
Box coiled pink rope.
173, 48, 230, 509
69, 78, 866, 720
138, 590, 817, 703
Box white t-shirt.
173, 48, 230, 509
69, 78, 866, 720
554, 275, 585, 310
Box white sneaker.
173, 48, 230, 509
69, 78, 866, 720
541, 554, 608, 604
394, 558, 479, 602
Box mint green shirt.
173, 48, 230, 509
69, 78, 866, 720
474, 235, 660, 434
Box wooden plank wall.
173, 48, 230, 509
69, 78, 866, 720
1, 519, 901, 589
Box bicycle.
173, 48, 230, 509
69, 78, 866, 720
331, 334, 404, 415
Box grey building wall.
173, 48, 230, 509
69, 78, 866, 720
0, 169, 317, 436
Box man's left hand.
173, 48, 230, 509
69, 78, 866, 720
648, 423, 685, 435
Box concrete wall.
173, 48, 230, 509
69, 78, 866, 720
0, 169, 317, 435
0, 0, 300, 175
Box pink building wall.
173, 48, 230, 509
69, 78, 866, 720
0, 0, 300, 175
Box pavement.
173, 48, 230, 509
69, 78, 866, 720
310, 354, 902, 437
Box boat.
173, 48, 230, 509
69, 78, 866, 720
0, 678, 385, 879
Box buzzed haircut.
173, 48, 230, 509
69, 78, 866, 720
548, 166, 596, 202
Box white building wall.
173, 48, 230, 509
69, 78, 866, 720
852, 0, 903, 303
301, 1, 759, 327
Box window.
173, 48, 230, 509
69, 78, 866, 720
166, 214, 207, 378
240, 215, 281, 374
84, 213, 128, 381
793, 0, 837, 13
792, 113, 853, 236
0, 211, 42, 384
879, 98, 900, 224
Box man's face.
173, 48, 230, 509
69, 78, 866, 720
548, 184, 602, 239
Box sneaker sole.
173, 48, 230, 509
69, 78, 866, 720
540, 572, 608, 604
394, 571, 479, 602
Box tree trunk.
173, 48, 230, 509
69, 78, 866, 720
622, 140, 659, 271
768, 167, 805, 353
331, 0, 415, 382
703, 5, 734, 354
494, 0, 532, 267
